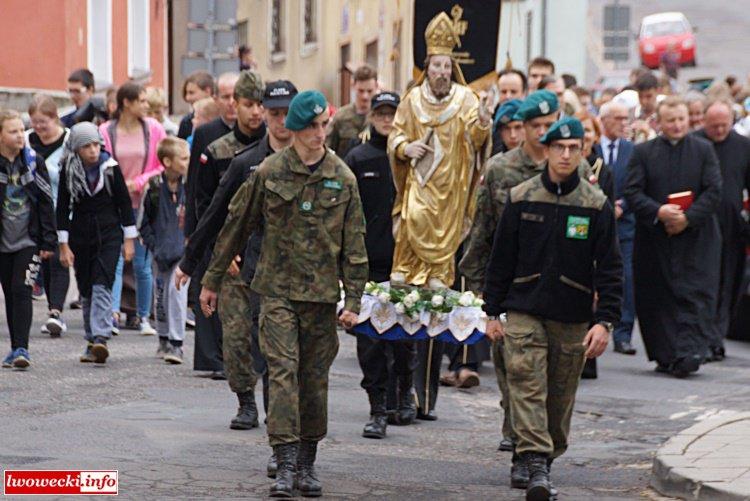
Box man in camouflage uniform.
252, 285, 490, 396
188, 70, 267, 379
326, 64, 378, 158
201, 90, 368, 498
459, 90, 593, 486
177, 81, 298, 440
483, 117, 622, 500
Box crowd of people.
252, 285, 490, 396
0, 39, 749, 499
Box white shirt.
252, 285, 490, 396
600, 135, 620, 165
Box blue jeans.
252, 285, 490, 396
112, 237, 153, 319
613, 238, 635, 344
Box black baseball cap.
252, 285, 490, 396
371, 91, 400, 111
263, 80, 298, 109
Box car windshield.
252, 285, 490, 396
642, 20, 687, 38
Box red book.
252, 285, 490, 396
668, 191, 694, 211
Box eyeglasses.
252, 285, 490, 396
549, 143, 582, 155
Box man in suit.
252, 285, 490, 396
598, 101, 637, 355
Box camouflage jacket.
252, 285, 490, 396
326, 103, 367, 158
202, 146, 369, 312
459, 146, 593, 293
482, 168, 622, 324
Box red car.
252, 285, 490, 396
638, 12, 696, 69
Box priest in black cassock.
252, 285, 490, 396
625, 96, 722, 378
695, 99, 750, 360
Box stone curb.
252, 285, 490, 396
651, 412, 750, 501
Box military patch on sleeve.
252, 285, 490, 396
300, 200, 313, 212
323, 179, 342, 190
200, 153, 208, 164
566, 215, 590, 239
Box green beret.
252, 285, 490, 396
285, 90, 328, 131
513, 90, 559, 121
235, 70, 264, 102
540, 116, 584, 145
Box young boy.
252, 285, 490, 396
186, 97, 220, 148
145, 87, 179, 137
139, 137, 190, 364
57, 122, 136, 364
0, 110, 57, 370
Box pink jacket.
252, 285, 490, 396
99, 117, 166, 193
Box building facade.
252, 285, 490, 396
0, 0, 168, 108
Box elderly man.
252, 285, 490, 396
597, 101, 636, 355
694, 99, 750, 360
625, 97, 722, 378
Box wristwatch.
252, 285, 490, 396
597, 321, 614, 334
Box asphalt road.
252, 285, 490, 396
2, 290, 750, 499
588, 0, 750, 87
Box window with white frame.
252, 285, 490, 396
269, 0, 286, 62
300, 0, 319, 55
128, 0, 151, 78
87, 0, 113, 87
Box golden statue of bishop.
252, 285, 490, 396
388, 10, 492, 289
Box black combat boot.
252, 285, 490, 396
396, 375, 417, 425
510, 452, 530, 489
230, 391, 259, 430
363, 392, 388, 439
296, 440, 322, 497
524, 453, 551, 501
267, 452, 278, 478
270, 443, 297, 497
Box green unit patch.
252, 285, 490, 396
566, 215, 590, 240
300, 201, 313, 212
323, 179, 342, 190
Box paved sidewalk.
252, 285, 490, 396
652, 413, 750, 500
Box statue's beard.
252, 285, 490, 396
429, 76, 451, 99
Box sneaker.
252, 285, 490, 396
186, 309, 196, 329
40, 324, 50, 334
80, 344, 96, 363
164, 345, 184, 365
12, 348, 30, 369
32, 283, 45, 301
2, 350, 14, 368
111, 313, 120, 336
45, 310, 67, 337
91, 337, 109, 364
139, 318, 156, 336
156, 338, 169, 358
69, 298, 82, 310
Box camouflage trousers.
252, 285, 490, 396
218, 274, 263, 395
503, 311, 588, 458
491, 339, 516, 442
259, 296, 339, 447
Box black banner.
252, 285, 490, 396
413, 0, 502, 85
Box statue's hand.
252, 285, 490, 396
404, 141, 433, 160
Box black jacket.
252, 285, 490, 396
483, 167, 622, 324
0, 148, 57, 252
181, 135, 273, 282
185, 117, 232, 235
57, 154, 135, 245
177, 112, 194, 140
343, 127, 395, 282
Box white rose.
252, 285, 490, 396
407, 290, 420, 302
394, 302, 406, 314
431, 294, 444, 307
364, 282, 376, 294
378, 292, 391, 303
403, 296, 416, 308
458, 291, 475, 307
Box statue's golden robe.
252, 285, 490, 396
387, 80, 490, 286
